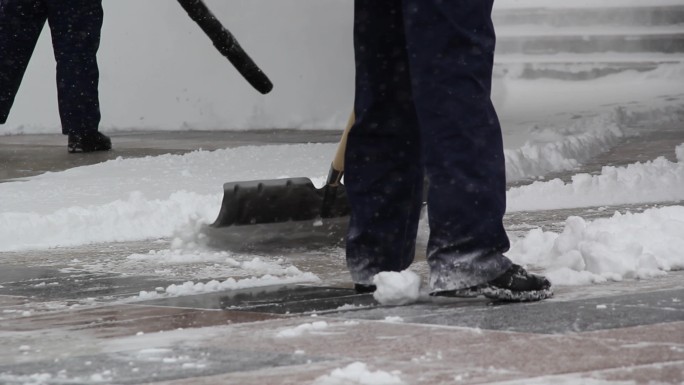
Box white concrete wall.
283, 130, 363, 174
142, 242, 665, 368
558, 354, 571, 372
4, 0, 355, 132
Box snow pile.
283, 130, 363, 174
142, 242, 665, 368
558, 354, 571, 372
0, 143, 333, 252
136, 271, 320, 300
504, 114, 624, 181
508, 144, 684, 211
509, 206, 684, 285
276, 321, 329, 338
372, 270, 422, 306
312, 362, 405, 385
1, 144, 333, 213
0, 191, 218, 252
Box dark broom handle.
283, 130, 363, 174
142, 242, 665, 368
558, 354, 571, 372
177, 0, 273, 94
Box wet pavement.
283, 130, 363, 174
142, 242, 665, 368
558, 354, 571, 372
1, 120, 684, 384
0, 270, 682, 384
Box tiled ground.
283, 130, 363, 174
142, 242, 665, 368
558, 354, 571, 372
0, 266, 682, 384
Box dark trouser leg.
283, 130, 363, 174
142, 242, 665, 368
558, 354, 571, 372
0, 0, 46, 123
402, 0, 511, 291
44, 0, 102, 135
345, 0, 423, 285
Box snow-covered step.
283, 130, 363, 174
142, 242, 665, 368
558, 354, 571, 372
494, 3, 684, 28
496, 32, 684, 55
493, 2, 684, 78
493, 60, 682, 80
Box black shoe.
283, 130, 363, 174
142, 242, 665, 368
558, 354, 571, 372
482, 264, 552, 302
68, 132, 112, 153
354, 284, 376, 294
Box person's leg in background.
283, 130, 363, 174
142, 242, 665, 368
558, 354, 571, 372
345, 0, 424, 290
0, 0, 47, 124
45, 0, 110, 152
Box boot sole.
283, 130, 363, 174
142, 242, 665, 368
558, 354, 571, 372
482, 286, 554, 302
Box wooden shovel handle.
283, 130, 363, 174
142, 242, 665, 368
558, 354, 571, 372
327, 111, 355, 186
333, 111, 355, 172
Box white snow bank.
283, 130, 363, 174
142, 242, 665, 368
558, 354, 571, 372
0, 143, 333, 252
0, 144, 333, 214
372, 270, 422, 306
509, 206, 684, 286
508, 144, 684, 212
312, 362, 405, 385
504, 114, 624, 181
0, 191, 218, 252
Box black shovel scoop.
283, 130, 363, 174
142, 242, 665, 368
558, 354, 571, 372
211, 113, 354, 228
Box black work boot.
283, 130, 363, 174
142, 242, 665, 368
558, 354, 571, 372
68, 132, 112, 153
482, 264, 553, 302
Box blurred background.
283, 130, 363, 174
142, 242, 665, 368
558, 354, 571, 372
2, 0, 683, 141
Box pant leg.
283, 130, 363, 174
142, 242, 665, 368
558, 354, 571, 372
345, 0, 424, 285
401, 0, 511, 291
44, 0, 102, 135
0, 0, 47, 123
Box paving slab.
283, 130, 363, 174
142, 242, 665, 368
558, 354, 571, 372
329, 287, 684, 334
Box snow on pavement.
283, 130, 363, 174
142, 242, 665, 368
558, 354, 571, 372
0, 144, 333, 252
135, 271, 320, 301
312, 362, 406, 385
2, 137, 682, 254
276, 321, 329, 338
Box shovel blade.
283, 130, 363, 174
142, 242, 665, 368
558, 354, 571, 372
211, 178, 350, 227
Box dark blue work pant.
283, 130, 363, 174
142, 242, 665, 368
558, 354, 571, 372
0, 0, 102, 135
346, 0, 512, 290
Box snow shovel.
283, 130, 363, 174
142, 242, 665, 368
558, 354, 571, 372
211, 112, 355, 228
